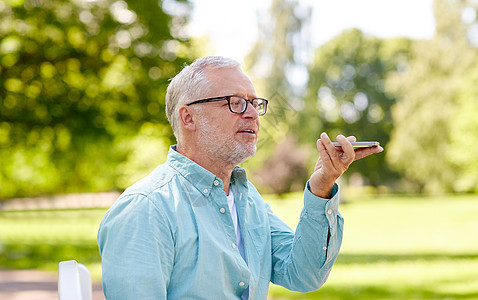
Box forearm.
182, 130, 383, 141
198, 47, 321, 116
270, 182, 344, 292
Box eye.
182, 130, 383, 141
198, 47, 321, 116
230, 97, 243, 107
252, 99, 260, 108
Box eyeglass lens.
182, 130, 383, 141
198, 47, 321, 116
229, 96, 266, 115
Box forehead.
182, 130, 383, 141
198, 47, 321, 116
204, 67, 256, 97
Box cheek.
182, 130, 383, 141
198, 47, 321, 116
208, 117, 237, 135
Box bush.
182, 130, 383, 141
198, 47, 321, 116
253, 135, 310, 195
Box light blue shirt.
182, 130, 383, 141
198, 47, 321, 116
97, 146, 344, 299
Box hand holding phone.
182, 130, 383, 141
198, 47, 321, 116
332, 141, 380, 148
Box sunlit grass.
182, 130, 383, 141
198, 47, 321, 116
0, 209, 104, 244
266, 193, 478, 299
0, 208, 105, 279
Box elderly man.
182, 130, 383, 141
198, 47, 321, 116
97, 56, 383, 299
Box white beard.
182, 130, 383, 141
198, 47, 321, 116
196, 117, 257, 166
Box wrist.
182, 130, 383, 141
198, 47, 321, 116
309, 182, 334, 199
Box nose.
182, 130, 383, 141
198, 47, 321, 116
242, 101, 260, 119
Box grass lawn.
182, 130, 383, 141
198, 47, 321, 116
265, 193, 478, 299
0, 208, 105, 279
1, 193, 477, 299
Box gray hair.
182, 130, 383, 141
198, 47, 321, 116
165, 56, 241, 142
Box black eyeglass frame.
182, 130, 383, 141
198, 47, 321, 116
186, 95, 268, 116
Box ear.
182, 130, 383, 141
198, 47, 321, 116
178, 105, 196, 132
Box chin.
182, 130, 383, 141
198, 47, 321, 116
240, 144, 257, 161
247, 144, 257, 157
228, 143, 257, 165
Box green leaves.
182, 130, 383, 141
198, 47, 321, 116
386, 1, 478, 193
0, 0, 193, 199
302, 29, 411, 186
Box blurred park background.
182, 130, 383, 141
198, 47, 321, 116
1, 0, 478, 299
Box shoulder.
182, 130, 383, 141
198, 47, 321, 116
123, 163, 174, 196
101, 163, 180, 225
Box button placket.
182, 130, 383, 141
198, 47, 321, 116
213, 188, 238, 255
324, 202, 338, 237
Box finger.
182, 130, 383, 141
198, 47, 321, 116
316, 138, 334, 170
333, 136, 356, 150
354, 146, 384, 160
333, 136, 356, 149
336, 135, 355, 164
321, 132, 342, 169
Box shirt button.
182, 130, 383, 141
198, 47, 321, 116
323, 246, 327, 250
219, 207, 226, 214
213, 180, 219, 186
232, 243, 236, 249
327, 209, 333, 215
203, 188, 208, 194
239, 282, 245, 287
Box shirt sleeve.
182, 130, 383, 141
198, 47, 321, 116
97, 193, 174, 299
269, 182, 344, 292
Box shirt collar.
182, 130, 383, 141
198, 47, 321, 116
167, 145, 248, 197
231, 166, 247, 185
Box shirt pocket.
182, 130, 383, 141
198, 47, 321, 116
247, 225, 271, 281
248, 226, 268, 255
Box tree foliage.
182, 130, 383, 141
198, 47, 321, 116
386, 0, 478, 192
242, 0, 313, 194
245, 0, 311, 98
0, 0, 194, 199
247, 0, 478, 194
447, 65, 478, 192
299, 29, 412, 186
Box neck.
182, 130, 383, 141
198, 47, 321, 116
177, 143, 235, 194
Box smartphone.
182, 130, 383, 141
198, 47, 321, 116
332, 141, 380, 148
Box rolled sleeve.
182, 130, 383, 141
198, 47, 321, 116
303, 182, 341, 237
270, 182, 344, 292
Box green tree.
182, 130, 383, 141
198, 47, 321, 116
0, 0, 194, 199
245, 0, 311, 99
300, 29, 412, 187
386, 0, 478, 193
242, 0, 313, 194
447, 65, 478, 192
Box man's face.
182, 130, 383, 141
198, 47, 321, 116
193, 67, 261, 165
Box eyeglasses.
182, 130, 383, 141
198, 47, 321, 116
186, 95, 268, 116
